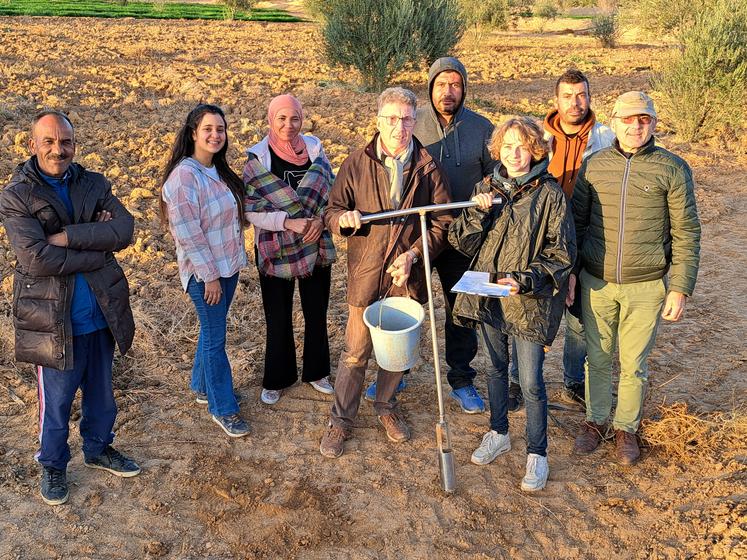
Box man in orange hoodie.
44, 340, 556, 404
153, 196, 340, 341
508, 69, 613, 412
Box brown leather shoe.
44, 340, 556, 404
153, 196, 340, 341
320, 425, 349, 459
574, 421, 605, 455
377, 413, 411, 443
615, 430, 640, 465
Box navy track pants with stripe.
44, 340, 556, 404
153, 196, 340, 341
36, 329, 117, 470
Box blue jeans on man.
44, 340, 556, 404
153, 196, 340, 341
186, 273, 240, 418
481, 322, 548, 457
37, 329, 116, 470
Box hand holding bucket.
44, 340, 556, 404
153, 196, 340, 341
360, 198, 502, 494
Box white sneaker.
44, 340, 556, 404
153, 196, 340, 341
521, 453, 549, 492
260, 388, 281, 405
470, 430, 511, 465
309, 376, 334, 395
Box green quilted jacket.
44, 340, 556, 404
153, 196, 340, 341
572, 139, 700, 296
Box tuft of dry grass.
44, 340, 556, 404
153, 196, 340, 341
640, 402, 747, 464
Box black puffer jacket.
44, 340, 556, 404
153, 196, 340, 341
0, 158, 135, 370
449, 160, 576, 346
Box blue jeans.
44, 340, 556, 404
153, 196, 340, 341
509, 308, 585, 387
187, 273, 239, 417
481, 322, 548, 456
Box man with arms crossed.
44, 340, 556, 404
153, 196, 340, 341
0, 111, 139, 505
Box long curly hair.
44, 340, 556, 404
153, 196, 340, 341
160, 104, 244, 226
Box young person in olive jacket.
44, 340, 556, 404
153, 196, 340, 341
0, 111, 139, 506
319, 87, 452, 459
450, 116, 575, 492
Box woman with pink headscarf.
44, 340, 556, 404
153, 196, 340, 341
243, 94, 336, 405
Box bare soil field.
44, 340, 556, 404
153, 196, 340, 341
0, 16, 745, 560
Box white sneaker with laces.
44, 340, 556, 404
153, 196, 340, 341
261, 388, 281, 405
521, 453, 549, 492
471, 430, 511, 465
309, 376, 334, 395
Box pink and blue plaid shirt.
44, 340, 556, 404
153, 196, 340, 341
163, 158, 247, 291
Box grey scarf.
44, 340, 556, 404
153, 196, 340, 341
377, 139, 413, 209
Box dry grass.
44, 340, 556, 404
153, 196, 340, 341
640, 401, 747, 464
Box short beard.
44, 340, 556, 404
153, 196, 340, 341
561, 110, 590, 126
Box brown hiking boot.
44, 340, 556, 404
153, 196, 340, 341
574, 421, 605, 455
320, 425, 349, 459
377, 413, 411, 443
615, 430, 640, 465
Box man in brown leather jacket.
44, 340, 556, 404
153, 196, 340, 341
319, 87, 452, 458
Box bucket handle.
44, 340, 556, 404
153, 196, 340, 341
376, 281, 413, 329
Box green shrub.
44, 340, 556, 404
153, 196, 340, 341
534, 0, 559, 19
223, 0, 255, 20
618, 0, 707, 37
652, 0, 747, 141
314, 0, 464, 90
413, 0, 465, 63
591, 12, 618, 47
460, 0, 510, 29
509, 0, 533, 18
533, 0, 559, 31
301, 0, 330, 21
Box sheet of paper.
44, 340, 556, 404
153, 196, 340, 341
450, 270, 512, 298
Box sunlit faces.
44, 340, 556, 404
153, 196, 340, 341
431, 70, 463, 117
555, 81, 590, 129
611, 114, 656, 153
377, 102, 416, 156
191, 112, 226, 165
500, 127, 533, 178
29, 115, 76, 178
271, 108, 302, 143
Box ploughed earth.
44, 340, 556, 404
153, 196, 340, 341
0, 15, 745, 560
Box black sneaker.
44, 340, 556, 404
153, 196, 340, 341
561, 382, 586, 408
40, 466, 69, 506
508, 382, 524, 412
84, 446, 141, 477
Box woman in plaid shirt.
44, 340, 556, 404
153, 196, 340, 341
160, 104, 250, 438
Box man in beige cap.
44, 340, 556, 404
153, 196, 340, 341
571, 91, 701, 465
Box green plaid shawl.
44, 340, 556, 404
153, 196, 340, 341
243, 154, 336, 279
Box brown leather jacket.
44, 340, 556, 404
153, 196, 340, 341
324, 135, 452, 307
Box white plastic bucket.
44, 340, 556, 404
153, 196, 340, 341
363, 297, 425, 372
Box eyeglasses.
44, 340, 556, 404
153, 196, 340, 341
378, 114, 416, 128
616, 115, 654, 125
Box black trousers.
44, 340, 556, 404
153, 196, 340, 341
432, 246, 479, 389
258, 265, 332, 390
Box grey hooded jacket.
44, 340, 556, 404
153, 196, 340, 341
413, 57, 497, 203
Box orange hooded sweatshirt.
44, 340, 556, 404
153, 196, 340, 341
544, 109, 596, 198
